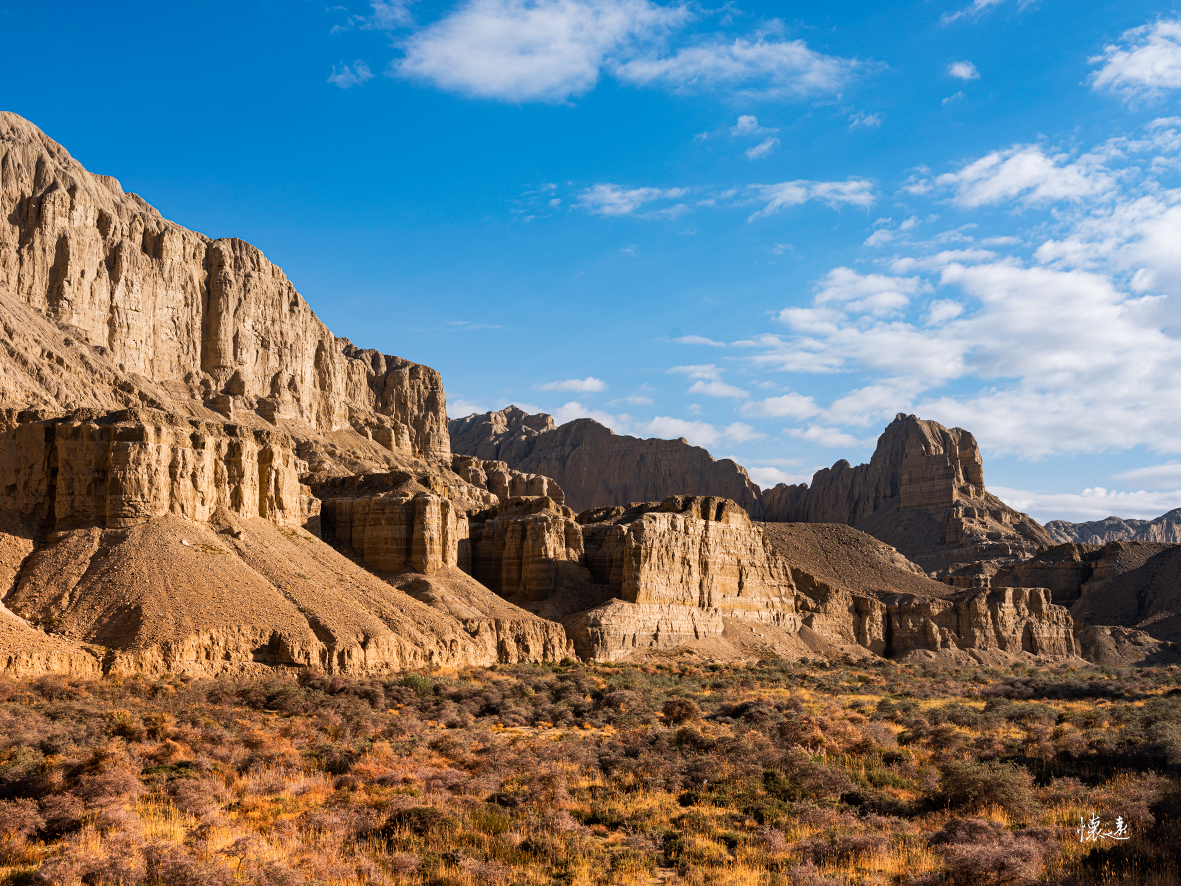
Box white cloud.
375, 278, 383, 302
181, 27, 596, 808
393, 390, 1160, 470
537, 376, 608, 391
942, 91, 965, 106
671, 334, 726, 346
808, 267, 927, 316
391, 0, 864, 102
731, 115, 777, 136
941, 0, 1029, 25
723, 422, 765, 443
1090, 18, 1181, 103
740, 392, 819, 419
368, 0, 415, 29
395, 0, 686, 102
576, 183, 688, 216
641, 416, 720, 447
947, 60, 979, 80
551, 399, 627, 427
745, 465, 812, 488
934, 145, 1114, 208
614, 35, 864, 97
688, 379, 749, 399
787, 425, 860, 448
448, 397, 489, 416
328, 61, 374, 88
670, 364, 722, 380
745, 137, 780, 160
990, 486, 1181, 523
1114, 462, 1181, 488
747, 178, 876, 219
848, 111, 882, 129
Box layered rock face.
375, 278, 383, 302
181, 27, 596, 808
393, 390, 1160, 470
0, 113, 575, 676
451, 454, 565, 506
1045, 509, 1181, 545
764, 414, 1051, 572
460, 495, 1078, 663
1, 409, 308, 531
316, 472, 469, 575
0, 112, 448, 463
450, 406, 764, 517
566, 497, 798, 660
763, 524, 1076, 661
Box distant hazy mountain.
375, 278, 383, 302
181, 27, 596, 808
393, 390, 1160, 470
1045, 509, 1181, 544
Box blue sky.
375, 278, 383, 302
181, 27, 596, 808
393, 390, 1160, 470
6, 0, 1181, 522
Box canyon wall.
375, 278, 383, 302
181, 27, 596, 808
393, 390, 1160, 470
0, 112, 448, 462
450, 406, 764, 517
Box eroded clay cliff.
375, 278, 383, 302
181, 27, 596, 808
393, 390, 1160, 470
764, 414, 1051, 573
450, 406, 764, 517
0, 112, 448, 466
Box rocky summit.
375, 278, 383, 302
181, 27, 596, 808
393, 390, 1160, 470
0, 110, 1172, 677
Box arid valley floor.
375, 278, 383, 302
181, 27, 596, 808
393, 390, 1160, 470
1, 111, 1180, 884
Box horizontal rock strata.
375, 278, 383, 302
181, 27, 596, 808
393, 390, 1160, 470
1, 408, 308, 530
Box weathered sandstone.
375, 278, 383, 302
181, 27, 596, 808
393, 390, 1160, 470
451, 454, 565, 507
450, 406, 764, 517
0, 408, 307, 530
315, 472, 470, 575
764, 414, 1051, 573
0, 112, 448, 466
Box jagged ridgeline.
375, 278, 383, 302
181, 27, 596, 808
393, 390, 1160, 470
0, 111, 1167, 676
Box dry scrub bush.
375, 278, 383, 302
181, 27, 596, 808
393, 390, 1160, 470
0, 660, 1173, 884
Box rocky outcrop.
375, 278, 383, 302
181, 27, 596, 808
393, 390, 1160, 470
0, 113, 575, 676
0, 408, 309, 531
315, 472, 470, 575
992, 543, 1104, 606
1046, 509, 1181, 545
0, 112, 448, 465
1075, 626, 1179, 667
763, 414, 1051, 573
469, 497, 584, 601
450, 406, 764, 517
460, 493, 1078, 663
451, 454, 565, 507
765, 526, 1077, 661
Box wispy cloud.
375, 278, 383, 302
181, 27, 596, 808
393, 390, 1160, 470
942, 0, 1033, 25
328, 60, 374, 88
744, 137, 780, 160
614, 35, 867, 98
947, 60, 979, 80
575, 183, 689, 216
671, 335, 727, 347
1090, 18, 1181, 103
390, 0, 868, 102
537, 376, 608, 392
731, 115, 777, 136
931, 145, 1114, 208
747, 178, 876, 219
688, 379, 749, 398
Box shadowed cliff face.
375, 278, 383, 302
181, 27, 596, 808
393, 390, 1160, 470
0, 112, 448, 463
449, 406, 765, 517
762, 413, 1052, 573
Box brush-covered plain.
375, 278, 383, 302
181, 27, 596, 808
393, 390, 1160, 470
0, 658, 1178, 885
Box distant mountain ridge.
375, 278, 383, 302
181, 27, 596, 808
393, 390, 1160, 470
1046, 509, 1181, 544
